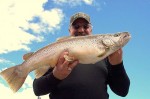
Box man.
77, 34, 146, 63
33, 12, 130, 99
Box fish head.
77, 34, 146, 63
100, 32, 131, 50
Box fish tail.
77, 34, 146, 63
0, 64, 28, 93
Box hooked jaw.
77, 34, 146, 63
120, 32, 131, 47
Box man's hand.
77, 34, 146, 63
53, 51, 79, 80
108, 48, 123, 65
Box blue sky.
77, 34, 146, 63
0, 0, 150, 99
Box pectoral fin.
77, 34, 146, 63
97, 49, 106, 57
34, 66, 50, 78
64, 55, 75, 62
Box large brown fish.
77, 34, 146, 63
0, 32, 131, 92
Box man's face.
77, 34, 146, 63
69, 18, 92, 36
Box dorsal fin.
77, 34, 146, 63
23, 52, 34, 60
56, 36, 75, 42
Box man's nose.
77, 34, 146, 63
78, 27, 84, 32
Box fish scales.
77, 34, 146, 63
26, 37, 97, 68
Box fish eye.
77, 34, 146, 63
114, 34, 119, 37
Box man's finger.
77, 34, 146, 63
69, 60, 79, 69
62, 60, 70, 68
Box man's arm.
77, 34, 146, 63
107, 61, 130, 96
33, 69, 61, 96
107, 48, 130, 96
33, 51, 78, 96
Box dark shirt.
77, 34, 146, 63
33, 58, 130, 99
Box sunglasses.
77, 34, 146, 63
72, 24, 92, 30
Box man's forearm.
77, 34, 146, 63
33, 70, 61, 96
108, 62, 130, 97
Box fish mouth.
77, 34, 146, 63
123, 33, 131, 39
120, 32, 131, 47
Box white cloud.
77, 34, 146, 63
22, 75, 33, 88
0, 75, 49, 99
53, 0, 94, 6
83, 0, 93, 5
52, 0, 102, 11
0, 58, 15, 65
26, 8, 64, 34
0, 0, 64, 54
